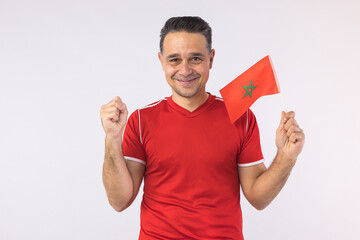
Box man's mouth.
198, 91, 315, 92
176, 77, 197, 87
172, 75, 200, 87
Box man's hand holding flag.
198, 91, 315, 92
220, 55, 305, 162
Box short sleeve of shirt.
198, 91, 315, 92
122, 110, 146, 165
237, 109, 264, 167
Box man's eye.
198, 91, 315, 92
170, 58, 179, 62
192, 57, 202, 62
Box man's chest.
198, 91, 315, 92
141, 115, 240, 175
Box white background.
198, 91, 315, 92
1, 0, 359, 239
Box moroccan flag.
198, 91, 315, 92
220, 55, 280, 123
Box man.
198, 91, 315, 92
100, 16, 305, 239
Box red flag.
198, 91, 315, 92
220, 55, 280, 123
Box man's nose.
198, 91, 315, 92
178, 61, 193, 76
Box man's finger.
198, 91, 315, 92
103, 106, 118, 114
289, 131, 305, 143
284, 118, 299, 131
109, 113, 120, 122
112, 101, 122, 111
286, 125, 302, 138
118, 102, 127, 111
112, 96, 124, 106
284, 111, 295, 119
113, 96, 122, 102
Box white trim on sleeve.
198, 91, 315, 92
237, 159, 264, 167
124, 156, 146, 165
137, 109, 143, 145
139, 98, 167, 110
245, 109, 249, 135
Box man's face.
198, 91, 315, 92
158, 32, 215, 100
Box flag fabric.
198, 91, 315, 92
220, 55, 280, 123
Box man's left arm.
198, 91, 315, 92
238, 111, 305, 210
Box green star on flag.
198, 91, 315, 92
242, 80, 257, 98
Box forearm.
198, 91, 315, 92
249, 152, 295, 210
102, 135, 133, 212
242, 111, 304, 210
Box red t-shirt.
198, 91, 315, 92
122, 93, 264, 240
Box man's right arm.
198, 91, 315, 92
100, 96, 145, 212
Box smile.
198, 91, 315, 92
175, 77, 198, 87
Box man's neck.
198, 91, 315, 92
172, 91, 209, 112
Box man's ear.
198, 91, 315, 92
209, 49, 215, 69
158, 52, 165, 70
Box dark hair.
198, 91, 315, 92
159, 16, 212, 54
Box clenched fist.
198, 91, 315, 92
100, 96, 128, 137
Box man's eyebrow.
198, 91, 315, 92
166, 54, 180, 60
166, 52, 206, 60
190, 52, 206, 57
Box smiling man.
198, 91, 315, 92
100, 16, 305, 240
159, 30, 214, 111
